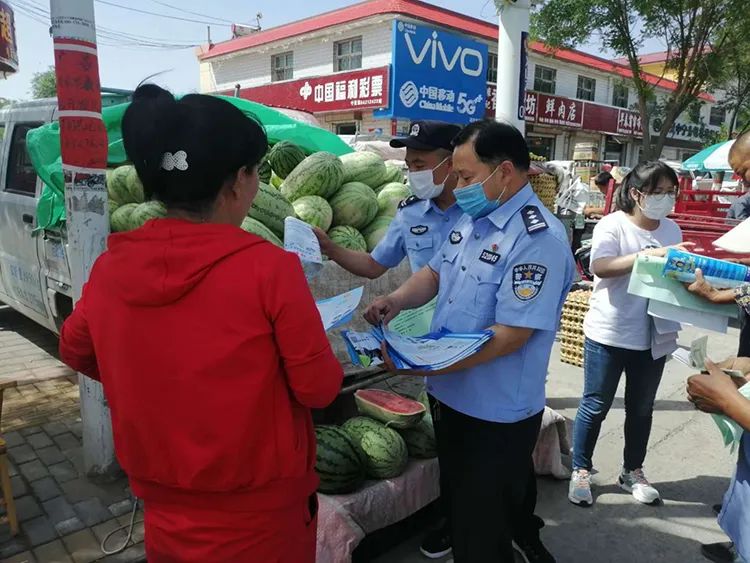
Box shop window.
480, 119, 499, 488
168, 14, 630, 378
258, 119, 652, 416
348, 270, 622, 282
335, 123, 357, 135
527, 136, 555, 161
335, 37, 362, 72
604, 136, 624, 165
5, 123, 41, 197
576, 76, 596, 102
487, 53, 498, 84
709, 105, 726, 127
612, 84, 629, 108
271, 52, 294, 82
533, 65, 556, 94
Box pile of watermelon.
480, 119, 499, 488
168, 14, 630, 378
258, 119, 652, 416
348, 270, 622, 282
105, 141, 409, 253
314, 389, 437, 495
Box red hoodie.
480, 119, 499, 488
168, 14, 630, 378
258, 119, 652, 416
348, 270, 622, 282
59, 219, 343, 511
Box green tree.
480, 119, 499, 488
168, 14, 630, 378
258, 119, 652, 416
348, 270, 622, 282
713, 23, 750, 137
531, 0, 747, 161
30, 66, 57, 99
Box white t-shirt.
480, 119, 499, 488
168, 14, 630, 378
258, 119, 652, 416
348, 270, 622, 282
583, 211, 683, 350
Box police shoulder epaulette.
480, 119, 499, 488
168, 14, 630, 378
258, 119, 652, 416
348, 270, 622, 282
398, 195, 420, 209
521, 205, 548, 234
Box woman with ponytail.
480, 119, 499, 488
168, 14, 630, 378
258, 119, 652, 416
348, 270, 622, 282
58, 85, 343, 562
567, 161, 692, 509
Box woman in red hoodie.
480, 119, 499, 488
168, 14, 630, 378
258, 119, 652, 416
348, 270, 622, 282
59, 85, 344, 562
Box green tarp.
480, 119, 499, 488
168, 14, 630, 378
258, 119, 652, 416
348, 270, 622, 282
26, 95, 353, 231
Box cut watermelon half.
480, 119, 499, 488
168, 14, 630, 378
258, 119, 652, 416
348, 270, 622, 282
354, 389, 426, 429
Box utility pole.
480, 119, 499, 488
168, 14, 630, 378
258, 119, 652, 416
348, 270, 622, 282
49, 0, 118, 479
494, 0, 532, 134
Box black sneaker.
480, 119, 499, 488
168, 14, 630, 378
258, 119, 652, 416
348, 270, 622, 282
513, 516, 555, 563
712, 504, 723, 516
701, 542, 737, 563
419, 527, 452, 559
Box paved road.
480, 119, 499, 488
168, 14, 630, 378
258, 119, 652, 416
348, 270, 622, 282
379, 325, 740, 563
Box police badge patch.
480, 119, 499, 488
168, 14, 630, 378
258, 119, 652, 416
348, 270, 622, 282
410, 225, 428, 235
449, 230, 463, 244
512, 264, 547, 301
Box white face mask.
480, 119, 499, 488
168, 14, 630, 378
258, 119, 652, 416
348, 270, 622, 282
408, 157, 449, 200
638, 192, 675, 220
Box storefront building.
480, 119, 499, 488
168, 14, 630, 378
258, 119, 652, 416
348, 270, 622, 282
196, 0, 726, 165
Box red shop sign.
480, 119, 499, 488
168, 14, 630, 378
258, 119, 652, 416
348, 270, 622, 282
535, 93, 584, 128
236, 67, 390, 113
0, 1, 18, 75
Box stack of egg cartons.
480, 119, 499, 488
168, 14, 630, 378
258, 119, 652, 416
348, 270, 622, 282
559, 289, 591, 367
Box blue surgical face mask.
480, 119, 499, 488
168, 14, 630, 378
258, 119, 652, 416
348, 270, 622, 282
454, 168, 505, 219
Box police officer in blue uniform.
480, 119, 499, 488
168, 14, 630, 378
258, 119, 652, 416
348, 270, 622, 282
365, 120, 575, 563
315, 120, 463, 277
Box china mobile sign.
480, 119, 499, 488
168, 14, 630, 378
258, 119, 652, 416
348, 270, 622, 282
0, 0, 18, 75
235, 67, 389, 112
380, 20, 488, 124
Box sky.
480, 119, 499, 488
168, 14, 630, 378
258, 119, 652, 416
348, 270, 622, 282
1, 0, 663, 101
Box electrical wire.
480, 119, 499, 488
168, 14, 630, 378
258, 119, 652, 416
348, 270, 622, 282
94, 0, 231, 27
99, 497, 143, 557
148, 0, 236, 24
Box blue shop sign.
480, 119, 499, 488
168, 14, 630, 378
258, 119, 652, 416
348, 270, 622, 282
377, 20, 489, 124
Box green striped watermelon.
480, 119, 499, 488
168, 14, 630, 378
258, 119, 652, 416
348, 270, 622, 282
107, 199, 120, 218
248, 182, 294, 238
281, 152, 344, 202
107, 166, 134, 204
377, 183, 412, 217
241, 217, 283, 247
315, 425, 365, 494
340, 152, 389, 188
126, 166, 145, 203
329, 182, 378, 229
110, 203, 139, 232
354, 389, 425, 429
399, 417, 437, 459
328, 226, 366, 252
360, 424, 409, 479
268, 141, 306, 179
362, 214, 393, 252
293, 195, 333, 232
270, 172, 284, 189
129, 201, 167, 229
381, 164, 406, 186
258, 155, 272, 184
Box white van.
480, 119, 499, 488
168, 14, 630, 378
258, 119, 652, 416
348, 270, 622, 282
0, 91, 130, 333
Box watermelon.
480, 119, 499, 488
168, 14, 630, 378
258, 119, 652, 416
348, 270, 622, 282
399, 417, 437, 459
315, 425, 365, 494
382, 164, 406, 186
328, 226, 366, 252
270, 172, 284, 189
107, 166, 133, 204
258, 156, 272, 184
281, 152, 344, 202
126, 166, 145, 203
329, 182, 378, 229
107, 199, 120, 217
293, 195, 333, 232
361, 214, 393, 252
354, 389, 426, 429
241, 217, 283, 247
130, 201, 167, 229
377, 183, 412, 217
343, 417, 408, 479
248, 182, 294, 238
110, 203, 139, 232
340, 152, 388, 187
268, 140, 306, 179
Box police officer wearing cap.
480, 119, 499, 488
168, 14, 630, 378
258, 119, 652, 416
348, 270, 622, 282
365, 120, 574, 563
315, 120, 463, 277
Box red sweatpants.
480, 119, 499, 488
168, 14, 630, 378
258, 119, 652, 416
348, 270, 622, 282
143, 495, 318, 563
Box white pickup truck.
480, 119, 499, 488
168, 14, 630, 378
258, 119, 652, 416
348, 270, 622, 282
0, 92, 130, 333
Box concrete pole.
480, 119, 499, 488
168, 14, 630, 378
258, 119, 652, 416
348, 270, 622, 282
494, 0, 532, 134
49, 0, 119, 479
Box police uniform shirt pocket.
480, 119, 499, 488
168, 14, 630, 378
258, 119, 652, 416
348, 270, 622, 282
405, 234, 434, 253
471, 265, 504, 313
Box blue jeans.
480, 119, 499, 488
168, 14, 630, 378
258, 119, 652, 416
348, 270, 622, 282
572, 338, 666, 471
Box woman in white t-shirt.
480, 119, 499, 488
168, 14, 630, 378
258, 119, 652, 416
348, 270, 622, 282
568, 161, 689, 508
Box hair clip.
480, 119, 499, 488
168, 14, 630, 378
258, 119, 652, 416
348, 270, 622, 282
161, 151, 188, 172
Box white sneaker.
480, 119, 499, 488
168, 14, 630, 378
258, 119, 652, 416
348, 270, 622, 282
618, 468, 660, 504
568, 469, 593, 506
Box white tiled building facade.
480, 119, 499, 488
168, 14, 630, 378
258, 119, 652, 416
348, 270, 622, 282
197, 2, 728, 166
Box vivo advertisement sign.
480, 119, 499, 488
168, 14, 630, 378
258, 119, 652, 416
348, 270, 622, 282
382, 20, 489, 124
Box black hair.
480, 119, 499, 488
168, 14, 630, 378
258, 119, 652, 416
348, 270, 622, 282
122, 84, 267, 214
594, 171, 614, 186
615, 161, 679, 214
452, 119, 531, 171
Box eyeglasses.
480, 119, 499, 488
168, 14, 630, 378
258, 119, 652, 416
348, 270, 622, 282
637, 188, 679, 201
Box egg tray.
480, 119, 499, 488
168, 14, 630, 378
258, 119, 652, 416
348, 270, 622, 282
529, 174, 559, 214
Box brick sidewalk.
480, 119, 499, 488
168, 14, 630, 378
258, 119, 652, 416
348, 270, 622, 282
0, 306, 145, 562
